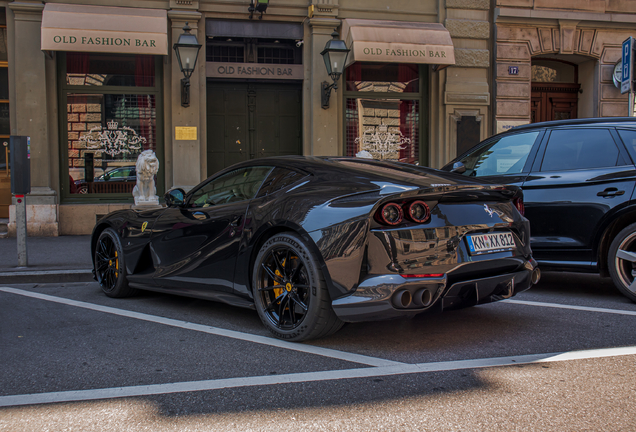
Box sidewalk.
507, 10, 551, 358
0, 236, 94, 284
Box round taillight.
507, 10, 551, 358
407, 200, 430, 223
378, 203, 403, 226
514, 197, 525, 216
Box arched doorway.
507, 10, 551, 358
531, 58, 581, 123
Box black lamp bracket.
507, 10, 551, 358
181, 77, 191, 108
321, 80, 338, 110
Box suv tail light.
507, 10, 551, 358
514, 197, 525, 216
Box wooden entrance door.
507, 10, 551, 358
531, 83, 580, 123
206, 82, 302, 176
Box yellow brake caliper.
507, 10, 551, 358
114, 250, 119, 278
272, 258, 285, 297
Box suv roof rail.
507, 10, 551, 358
510, 117, 636, 132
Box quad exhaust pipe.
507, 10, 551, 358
392, 288, 434, 309
532, 267, 541, 285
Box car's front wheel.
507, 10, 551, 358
252, 233, 343, 341
94, 228, 137, 298
608, 223, 636, 303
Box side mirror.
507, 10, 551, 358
165, 188, 185, 207
451, 161, 466, 174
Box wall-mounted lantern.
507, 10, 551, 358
173, 22, 202, 108
320, 30, 350, 109
249, 0, 269, 19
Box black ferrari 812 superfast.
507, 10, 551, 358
91, 156, 540, 341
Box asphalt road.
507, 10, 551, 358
1, 272, 635, 431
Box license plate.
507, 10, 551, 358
466, 232, 515, 255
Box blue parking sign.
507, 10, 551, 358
622, 37, 633, 94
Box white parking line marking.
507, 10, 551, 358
0, 287, 402, 368
504, 299, 636, 316
1, 345, 635, 407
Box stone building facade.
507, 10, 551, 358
2, 0, 493, 235
494, 0, 636, 133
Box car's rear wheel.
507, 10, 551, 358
608, 223, 636, 303
94, 228, 137, 298
252, 233, 343, 341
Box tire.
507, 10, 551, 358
94, 228, 137, 298
78, 185, 88, 194
252, 233, 344, 341
608, 222, 636, 303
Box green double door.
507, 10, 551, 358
206, 82, 302, 176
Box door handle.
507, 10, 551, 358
230, 216, 242, 227
192, 211, 207, 220
597, 187, 625, 198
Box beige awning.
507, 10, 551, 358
342, 19, 455, 67
41, 3, 168, 55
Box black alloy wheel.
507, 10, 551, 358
253, 233, 343, 341
608, 222, 636, 303
94, 228, 137, 298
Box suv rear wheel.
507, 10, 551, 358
608, 223, 636, 303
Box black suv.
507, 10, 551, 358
442, 118, 636, 302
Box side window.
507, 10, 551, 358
540, 129, 618, 172
617, 129, 636, 164
458, 131, 539, 177
189, 166, 272, 208
256, 168, 305, 198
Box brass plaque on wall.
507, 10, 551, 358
175, 127, 197, 141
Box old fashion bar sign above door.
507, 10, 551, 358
206, 63, 304, 80
353, 42, 455, 64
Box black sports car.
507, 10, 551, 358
91, 156, 540, 341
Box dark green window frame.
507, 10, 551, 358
342, 64, 429, 167
58, 52, 164, 203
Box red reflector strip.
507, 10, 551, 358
401, 274, 444, 278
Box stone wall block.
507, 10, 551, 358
607, 0, 636, 13
73, 140, 86, 149
87, 123, 101, 130
553, 29, 561, 52
535, 0, 606, 12
72, 104, 86, 113
496, 0, 533, 6
600, 64, 615, 83
73, 159, 85, 167
601, 83, 627, 100
496, 43, 530, 61
498, 27, 541, 53
68, 150, 79, 158
496, 81, 531, 98
67, 113, 79, 122
375, 109, 388, 117
560, 27, 577, 54
87, 104, 101, 112
382, 117, 399, 126
455, 48, 489, 67
363, 108, 375, 116
601, 102, 628, 117
496, 100, 529, 117
364, 117, 381, 126
578, 29, 595, 55
538, 28, 555, 53
68, 132, 79, 140
447, 0, 489, 9
72, 123, 86, 131
601, 47, 622, 65
592, 30, 634, 58
388, 109, 400, 118
445, 19, 489, 39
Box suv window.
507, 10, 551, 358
189, 166, 272, 208
457, 131, 539, 177
540, 129, 619, 172
617, 129, 636, 162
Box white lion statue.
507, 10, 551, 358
133, 150, 160, 206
